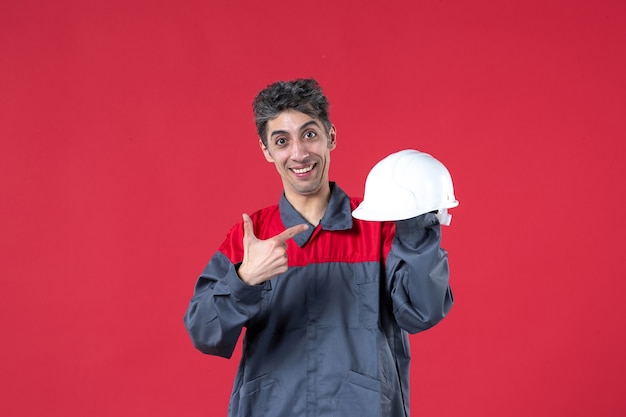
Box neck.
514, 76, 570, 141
284, 183, 332, 226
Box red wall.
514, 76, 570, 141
1, 0, 625, 416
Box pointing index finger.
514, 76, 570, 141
273, 223, 309, 243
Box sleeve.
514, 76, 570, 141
183, 227, 270, 358
384, 212, 454, 334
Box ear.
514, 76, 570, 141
259, 139, 274, 162
328, 125, 337, 151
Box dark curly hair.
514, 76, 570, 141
253, 78, 332, 146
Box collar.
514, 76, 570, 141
279, 182, 354, 247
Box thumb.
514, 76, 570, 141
242, 213, 257, 241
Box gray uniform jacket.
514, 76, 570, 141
184, 183, 453, 417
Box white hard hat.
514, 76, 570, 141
352, 149, 459, 224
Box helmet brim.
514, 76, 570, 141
352, 199, 459, 221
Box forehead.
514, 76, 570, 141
267, 110, 321, 135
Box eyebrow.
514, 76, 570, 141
269, 120, 322, 139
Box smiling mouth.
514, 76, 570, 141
291, 164, 315, 174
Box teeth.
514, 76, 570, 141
292, 165, 314, 174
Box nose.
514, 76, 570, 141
291, 139, 309, 161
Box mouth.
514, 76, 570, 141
290, 163, 316, 175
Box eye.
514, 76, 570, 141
303, 130, 317, 139
275, 137, 287, 147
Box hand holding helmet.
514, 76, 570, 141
352, 149, 459, 225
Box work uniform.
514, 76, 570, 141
184, 183, 453, 417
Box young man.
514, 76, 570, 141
184, 79, 453, 417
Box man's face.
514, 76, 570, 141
261, 110, 336, 199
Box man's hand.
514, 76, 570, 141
237, 213, 308, 286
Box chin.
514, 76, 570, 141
292, 182, 324, 196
